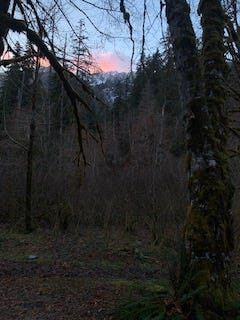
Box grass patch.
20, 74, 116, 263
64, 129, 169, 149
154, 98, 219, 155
100, 260, 126, 271
110, 279, 169, 295
114, 293, 167, 320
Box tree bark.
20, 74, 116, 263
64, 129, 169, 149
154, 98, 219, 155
0, 0, 11, 55
25, 59, 40, 233
166, 0, 234, 306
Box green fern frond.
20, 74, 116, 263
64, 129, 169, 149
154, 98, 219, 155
114, 293, 166, 320
180, 285, 206, 303
170, 315, 182, 320
144, 314, 165, 320
194, 303, 205, 320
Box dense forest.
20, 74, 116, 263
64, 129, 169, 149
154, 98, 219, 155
0, 0, 240, 319
0, 43, 183, 236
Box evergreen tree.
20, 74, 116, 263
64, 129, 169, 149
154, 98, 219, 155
129, 50, 179, 115
0, 41, 35, 121
21, 41, 35, 107
71, 20, 92, 78
0, 42, 23, 118
129, 61, 146, 109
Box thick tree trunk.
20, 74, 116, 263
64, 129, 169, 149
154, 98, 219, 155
166, 0, 234, 306
0, 0, 11, 55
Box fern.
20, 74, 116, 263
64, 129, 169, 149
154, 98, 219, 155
115, 293, 166, 320
170, 316, 182, 320
194, 303, 205, 320
144, 314, 165, 320
180, 285, 206, 303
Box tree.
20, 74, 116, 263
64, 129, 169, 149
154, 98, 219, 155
0, 0, 103, 166
25, 56, 40, 233
71, 19, 92, 78
20, 41, 35, 108
0, 0, 239, 316
0, 42, 23, 117
165, 0, 236, 315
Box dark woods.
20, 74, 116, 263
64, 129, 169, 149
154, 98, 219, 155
0, 1, 240, 319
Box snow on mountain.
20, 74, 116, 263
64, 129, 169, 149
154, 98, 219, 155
88, 71, 130, 105
0, 67, 131, 106
89, 71, 126, 86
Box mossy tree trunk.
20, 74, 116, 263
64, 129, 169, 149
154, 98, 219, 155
166, 0, 234, 306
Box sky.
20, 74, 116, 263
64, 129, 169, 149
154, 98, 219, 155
33, 0, 166, 73
51, 0, 201, 72
93, 52, 130, 73
78, 0, 165, 72
38, 51, 129, 73
2, 0, 202, 73
3, 0, 135, 72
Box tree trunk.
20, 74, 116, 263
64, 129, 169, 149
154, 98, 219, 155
0, 0, 11, 55
25, 59, 39, 233
25, 120, 35, 233
166, 0, 234, 307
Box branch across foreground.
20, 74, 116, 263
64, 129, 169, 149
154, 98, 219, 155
0, 12, 103, 164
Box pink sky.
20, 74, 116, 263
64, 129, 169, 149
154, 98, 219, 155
93, 52, 129, 73
1, 51, 130, 73
42, 51, 130, 73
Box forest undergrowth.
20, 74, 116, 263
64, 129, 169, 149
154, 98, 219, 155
0, 224, 177, 320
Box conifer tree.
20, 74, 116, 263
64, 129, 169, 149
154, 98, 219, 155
71, 20, 92, 78
0, 42, 23, 116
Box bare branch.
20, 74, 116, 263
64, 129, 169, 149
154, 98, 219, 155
68, 0, 124, 39
77, 0, 119, 12
0, 13, 100, 165
140, 0, 147, 67
119, 0, 135, 72
0, 53, 36, 66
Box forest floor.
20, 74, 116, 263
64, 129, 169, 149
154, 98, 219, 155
0, 225, 172, 320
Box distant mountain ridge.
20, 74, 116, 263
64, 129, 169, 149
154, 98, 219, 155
0, 66, 131, 105
88, 71, 130, 105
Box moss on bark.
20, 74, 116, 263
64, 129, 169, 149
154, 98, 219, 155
166, 0, 235, 315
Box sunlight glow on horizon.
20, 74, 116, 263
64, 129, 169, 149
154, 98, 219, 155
40, 51, 130, 73
1, 51, 130, 74
93, 52, 130, 73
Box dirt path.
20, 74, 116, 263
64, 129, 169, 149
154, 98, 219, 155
0, 227, 167, 319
